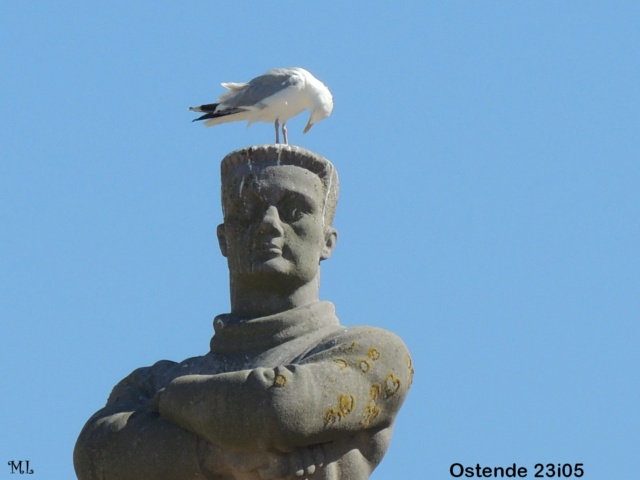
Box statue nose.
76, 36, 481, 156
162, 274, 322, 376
257, 206, 284, 235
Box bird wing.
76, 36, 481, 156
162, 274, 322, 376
221, 82, 249, 91
217, 83, 249, 103
219, 68, 304, 110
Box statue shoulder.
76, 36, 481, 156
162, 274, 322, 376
303, 325, 413, 387
319, 325, 410, 357
106, 359, 179, 407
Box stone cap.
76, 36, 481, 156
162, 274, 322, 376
221, 144, 336, 184
220, 144, 339, 225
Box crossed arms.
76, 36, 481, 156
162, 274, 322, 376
74, 328, 412, 480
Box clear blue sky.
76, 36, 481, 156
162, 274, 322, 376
2, 2, 638, 479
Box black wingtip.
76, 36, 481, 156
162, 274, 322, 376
192, 112, 217, 122
191, 108, 247, 123
198, 103, 220, 112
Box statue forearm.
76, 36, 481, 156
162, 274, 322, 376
157, 359, 408, 453
74, 406, 327, 480
74, 409, 214, 480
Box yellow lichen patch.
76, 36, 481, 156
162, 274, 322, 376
273, 374, 287, 388
406, 354, 415, 387
359, 359, 372, 373
339, 342, 359, 353
367, 348, 381, 361
324, 408, 340, 426
370, 383, 382, 401
338, 393, 355, 415
333, 358, 349, 369
361, 383, 384, 428
361, 403, 381, 428
323, 393, 356, 427
384, 373, 401, 396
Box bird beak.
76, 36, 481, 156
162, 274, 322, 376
303, 120, 313, 134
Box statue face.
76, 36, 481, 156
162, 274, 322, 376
219, 164, 336, 290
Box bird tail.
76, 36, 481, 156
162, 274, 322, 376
188, 103, 219, 113
191, 108, 251, 126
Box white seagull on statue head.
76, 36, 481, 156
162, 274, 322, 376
189, 67, 333, 145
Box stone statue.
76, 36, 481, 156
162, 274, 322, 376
74, 145, 413, 480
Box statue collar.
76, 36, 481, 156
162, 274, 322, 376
210, 301, 340, 354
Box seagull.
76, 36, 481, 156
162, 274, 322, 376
189, 67, 333, 144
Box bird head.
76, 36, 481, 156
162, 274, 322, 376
304, 84, 334, 134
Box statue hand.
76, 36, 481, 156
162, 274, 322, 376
257, 444, 325, 480
203, 444, 326, 480
147, 387, 164, 412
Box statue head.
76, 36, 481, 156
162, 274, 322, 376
217, 145, 339, 295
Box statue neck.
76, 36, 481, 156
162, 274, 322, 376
228, 274, 321, 318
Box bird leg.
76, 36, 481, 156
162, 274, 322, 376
282, 122, 289, 145
274, 120, 280, 144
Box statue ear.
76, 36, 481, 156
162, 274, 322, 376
320, 228, 338, 261
217, 224, 228, 257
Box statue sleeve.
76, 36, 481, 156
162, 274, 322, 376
158, 327, 414, 453
73, 360, 213, 480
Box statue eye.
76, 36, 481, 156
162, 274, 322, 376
226, 194, 264, 225
227, 211, 251, 226
278, 205, 302, 222
278, 194, 308, 222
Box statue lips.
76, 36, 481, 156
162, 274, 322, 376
252, 239, 284, 261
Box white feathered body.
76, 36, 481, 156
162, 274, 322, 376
190, 67, 333, 135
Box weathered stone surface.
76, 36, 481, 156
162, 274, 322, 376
74, 144, 413, 480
